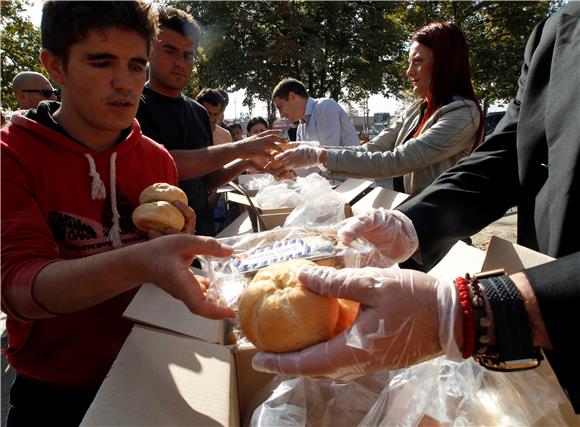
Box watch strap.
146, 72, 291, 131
479, 275, 541, 369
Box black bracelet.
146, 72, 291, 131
477, 274, 542, 371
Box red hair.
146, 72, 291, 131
412, 22, 484, 151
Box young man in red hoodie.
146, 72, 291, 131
1, 2, 234, 426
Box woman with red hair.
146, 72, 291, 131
275, 22, 484, 196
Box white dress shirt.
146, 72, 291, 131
297, 97, 359, 147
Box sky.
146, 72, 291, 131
24, 1, 402, 121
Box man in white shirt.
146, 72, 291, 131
271, 77, 359, 147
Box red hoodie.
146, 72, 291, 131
1, 108, 178, 386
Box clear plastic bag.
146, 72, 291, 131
248, 357, 568, 427
249, 372, 393, 427
254, 173, 346, 227
198, 225, 384, 310
241, 174, 279, 192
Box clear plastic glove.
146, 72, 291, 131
252, 266, 461, 381
273, 142, 325, 169
338, 208, 419, 265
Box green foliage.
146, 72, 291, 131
2, 0, 564, 118
172, 0, 559, 119
175, 1, 409, 121
1, 0, 44, 113
376, 1, 557, 111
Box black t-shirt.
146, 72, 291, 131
136, 86, 215, 236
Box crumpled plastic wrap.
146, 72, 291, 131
254, 173, 346, 227
198, 225, 385, 310
249, 356, 568, 427
240, 174, 279, 193
249, 372, 392, 427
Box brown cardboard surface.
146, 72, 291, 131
81, 325, 239, 427
216, 210, 254, 239
123, 283, 226, 344
481, 235, 554, 273
233, 342, 277, 424
427, 240, 485, 278
351, 187, 409, 215
332, 178, 373, 204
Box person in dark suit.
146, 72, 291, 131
251, 3, 579, 414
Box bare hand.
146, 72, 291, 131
237, 130, 289, 160
147, 200, 197, 238
143, 234, 235, 319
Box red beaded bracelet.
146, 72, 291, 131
455, 276, 476, 358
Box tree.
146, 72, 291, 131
175, 1, 409, 122
1, 0, 44, 113
392, 1, 559, 112
172, 1, 561, 120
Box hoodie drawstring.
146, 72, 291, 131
84, 153, 106, 200
107, 152, 122, 248
84, 152, 122, 248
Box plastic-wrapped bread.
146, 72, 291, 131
239, 259, 339, 352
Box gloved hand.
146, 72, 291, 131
273, 142, 325, 169
252, 266, 461, 381
338, 208, 419, 266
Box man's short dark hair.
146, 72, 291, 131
196, 88, 226, 111
41, 1, 157, 69
227, 123, 242, 132
216, 88, 229, 108
158, 6, 201, 45
271, 78, 309, 101
247, 116, 268, 134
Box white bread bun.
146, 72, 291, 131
238, 259, 339, 353
139, 183, 188, 205
132, 201, 185, 232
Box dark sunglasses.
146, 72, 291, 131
20, 88, 60, 98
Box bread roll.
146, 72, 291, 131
239, 259, 339, 353
265, 141, 295, 171
333, 299, 359, 335
139, 182, 188, 205
132, 201, 185, 232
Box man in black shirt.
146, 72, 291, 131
137, 7, 285, 235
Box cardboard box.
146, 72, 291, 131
351, 186, 409, 215
226, 178, 373, 231
216, 211, 254, 239
83, 237, 579, 426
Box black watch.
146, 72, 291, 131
474, 269, 543, 371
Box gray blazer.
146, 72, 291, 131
325, 96, 481, 195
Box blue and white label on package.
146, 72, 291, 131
231, 238, 333, 273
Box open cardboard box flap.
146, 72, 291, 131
123, 282, 227, 344
86, 237, 578, 426
81, 325, 239, 427
351, 186, 409, 215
